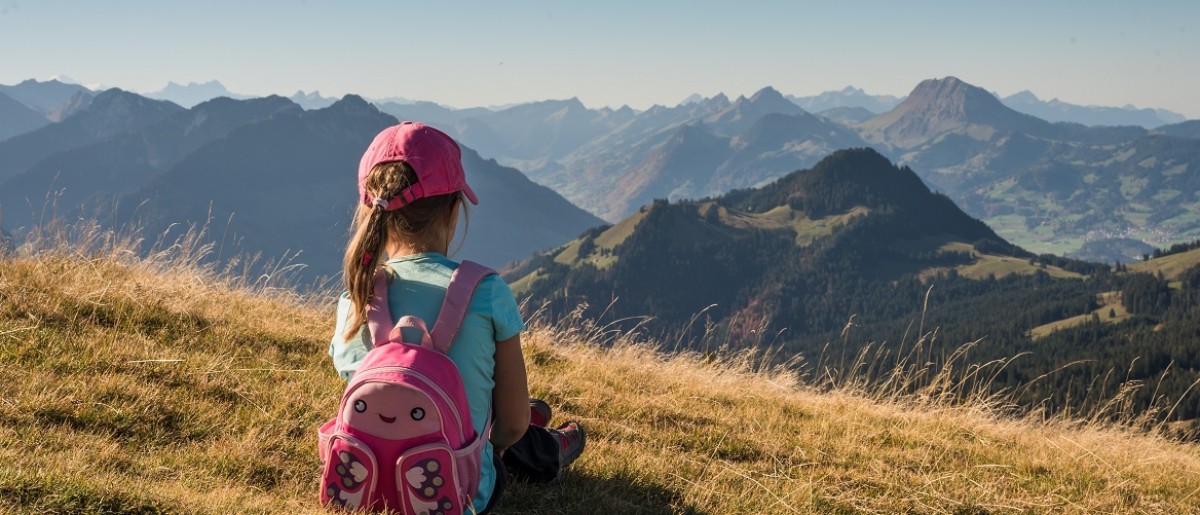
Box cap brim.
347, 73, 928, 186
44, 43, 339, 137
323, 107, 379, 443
462, 184, 479, 205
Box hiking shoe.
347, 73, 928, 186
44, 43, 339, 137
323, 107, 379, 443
553, 421, 586, 470
529, 399, 552, 428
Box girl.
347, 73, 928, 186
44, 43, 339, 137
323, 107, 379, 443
328, 122, 586, 513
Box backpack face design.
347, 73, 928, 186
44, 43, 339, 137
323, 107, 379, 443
343, 382, 442, 440
318, 261, 497, 514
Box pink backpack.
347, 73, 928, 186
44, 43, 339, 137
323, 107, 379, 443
318, 261, 496, 513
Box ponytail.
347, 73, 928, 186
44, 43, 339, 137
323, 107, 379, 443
341, 202, 388, 340
341, 161, 465, 341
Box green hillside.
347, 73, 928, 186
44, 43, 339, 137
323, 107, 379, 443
509, 149, 1200, 426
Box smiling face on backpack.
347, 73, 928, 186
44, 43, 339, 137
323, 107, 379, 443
343, 382, 442, 440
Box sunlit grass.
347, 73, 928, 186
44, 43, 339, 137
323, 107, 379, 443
2, 224, 1199, 513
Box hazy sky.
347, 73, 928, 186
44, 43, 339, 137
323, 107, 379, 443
2, 1, 1197, 117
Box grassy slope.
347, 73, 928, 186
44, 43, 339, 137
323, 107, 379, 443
2, 251, 1200, 514
1028, 291, 1132, 339
1132, 248, 1200, 281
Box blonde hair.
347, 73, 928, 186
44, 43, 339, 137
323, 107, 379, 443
342, 161, 464, 340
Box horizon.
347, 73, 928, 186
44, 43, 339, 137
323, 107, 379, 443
1, 1, 1197, 118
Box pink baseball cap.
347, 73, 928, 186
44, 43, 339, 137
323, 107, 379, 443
357, 121, 478, 210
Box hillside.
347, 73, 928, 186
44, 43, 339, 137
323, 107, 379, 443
3, 239, 1200, 513
512, 148, 1027, 337
510, 149, 1200, 423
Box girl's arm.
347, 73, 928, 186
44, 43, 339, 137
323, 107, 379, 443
490, 334, 531, 452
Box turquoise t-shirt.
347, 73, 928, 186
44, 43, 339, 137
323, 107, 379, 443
328, 252, 526, 513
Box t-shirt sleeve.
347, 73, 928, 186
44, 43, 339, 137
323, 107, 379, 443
329, 292, 372, 380
488, 275, 526, 342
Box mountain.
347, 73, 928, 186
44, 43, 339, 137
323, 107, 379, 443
0, 96, 301, 231
377, 98, 637, 173
545, 108, 867, 221
289, 90, 339, 110
146, 80, 251, 108
0, 92, 49, 142
0, 89, 185, 185
677, 93, 704, 106
510, 148, 1200, 424
1002, 90, 1187, 128
703, 87, 807, 134
859, 76, 1053, 149
510, 148, 1017, 336
852, 77, 1200, 261
46, 90, 95, 122
817, 106, 877, 124
787, 86, 903, 114
1155, 120, 1200, 139
0, 79, 92, 115
375, 100, 490, 127
114, 96, 602, 282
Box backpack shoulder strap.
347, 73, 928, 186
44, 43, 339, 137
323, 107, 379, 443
431, 260, 497, 354
364, 267, 393, 348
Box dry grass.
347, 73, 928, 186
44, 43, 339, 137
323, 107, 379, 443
2, 229, 1200, 514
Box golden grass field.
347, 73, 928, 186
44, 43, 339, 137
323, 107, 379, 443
2, 232, 1200, 514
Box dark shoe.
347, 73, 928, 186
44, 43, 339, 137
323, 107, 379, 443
529, 399, 552, 428
552, 421, 586, 470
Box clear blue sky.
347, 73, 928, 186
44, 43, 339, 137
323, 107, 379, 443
2, 0, 1197, 117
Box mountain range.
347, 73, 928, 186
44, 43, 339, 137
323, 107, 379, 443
3, 75, 1199, 264
862, 77, 1200, 262
787, 86, 903, 114
0, 91, 602, 282
1001, 90, 1186, 128
416, 77, 1199, 263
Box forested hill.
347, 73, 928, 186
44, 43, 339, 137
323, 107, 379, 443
508, 148, 1200, 428
509, 147, 1026, 337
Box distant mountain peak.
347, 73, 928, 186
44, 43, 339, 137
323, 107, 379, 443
787, 86, 903, 114
324, 94, 382, 118
163, 79, 226, 89
863, 76, 1045, 147
909, 76, 990, 101
748, 86, 786, 104
289, 90, 338, 110
1006, 90, 1040, 103
17, 78, 66, 87
91, 87, 164, 107
1000, 89, 1186, 128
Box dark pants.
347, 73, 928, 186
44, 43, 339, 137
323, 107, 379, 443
478, 425, 561, 514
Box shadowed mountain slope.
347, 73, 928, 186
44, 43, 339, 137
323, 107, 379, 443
0, 92, 49, 142
0, 89, 184, 185
0, 96, 301, 231
115, 96, 602, 282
